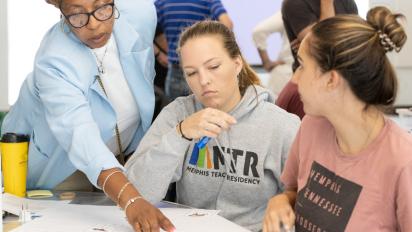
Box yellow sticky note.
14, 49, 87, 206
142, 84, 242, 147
27, 190, 54, 198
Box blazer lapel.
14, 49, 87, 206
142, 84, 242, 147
113, 17, 155, 131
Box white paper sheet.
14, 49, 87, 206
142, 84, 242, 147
3, 193, 70, 216
10, 204, 250, 232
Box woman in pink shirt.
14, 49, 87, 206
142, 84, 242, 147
263, 6, 411, 232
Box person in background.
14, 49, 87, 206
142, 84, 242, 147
126, 21, 300, 232
276, 0, 358, 119
1, 0, 174, 231
153, 26, 170, 120
153, 26, 169, 91
252, 11, 293, 96
154, 0, 233, 101
263, 6, 411, 232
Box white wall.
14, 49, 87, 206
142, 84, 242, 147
356, 0, 370, 18
1, 1, 58, 110
221, 0, 283, 65
397, 68, 412, 106
7, 1, 58, 106
0, 0, 8, 111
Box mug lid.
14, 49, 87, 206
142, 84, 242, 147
0, 133, 30, 143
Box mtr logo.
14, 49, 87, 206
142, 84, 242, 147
188, 143, 259, 178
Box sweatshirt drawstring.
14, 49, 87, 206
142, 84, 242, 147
213, 130, 235, 210
214, 127, 235, 175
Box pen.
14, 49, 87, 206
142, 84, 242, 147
197, 137, 211, 149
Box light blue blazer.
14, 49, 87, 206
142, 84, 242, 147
1, 0, 157, 189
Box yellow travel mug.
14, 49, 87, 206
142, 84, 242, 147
0, 133, 30, 197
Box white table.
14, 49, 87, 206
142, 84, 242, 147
3, 192, 250, 232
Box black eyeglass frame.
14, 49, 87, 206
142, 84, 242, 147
60, 2, 115, 29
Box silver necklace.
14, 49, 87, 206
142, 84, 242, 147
92, 44, 109, 75
91, 40, 126, 165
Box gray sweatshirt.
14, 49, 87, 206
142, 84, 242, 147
125, 85, 300, 231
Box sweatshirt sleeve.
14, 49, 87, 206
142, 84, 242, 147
264, 112, 300, 193
280, 123, 302, 191
125, 100, 192, 204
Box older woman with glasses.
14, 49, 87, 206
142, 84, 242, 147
1, 0, 175, 231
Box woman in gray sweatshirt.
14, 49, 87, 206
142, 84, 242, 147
125, 21, 300, 232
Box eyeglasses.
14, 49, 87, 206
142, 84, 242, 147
61, 2, 115, 28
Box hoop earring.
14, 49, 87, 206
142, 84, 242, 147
114, 7, 120, 19
236, 75, 242, 87
60, 17, 70, 34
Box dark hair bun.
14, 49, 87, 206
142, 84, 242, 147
367, 6, 407, 53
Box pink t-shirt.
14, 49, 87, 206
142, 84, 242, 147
281, 116, 412, 232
